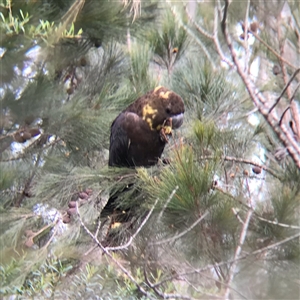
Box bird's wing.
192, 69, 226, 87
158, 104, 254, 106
109, 112, 147, 167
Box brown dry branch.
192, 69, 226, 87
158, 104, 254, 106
232, 208, 245, 225
184, 5, 213, 40
213, 6, 234, 68
249, 30, 298, 70
185, 3, 234, 68
290, 99, 300, 140
269, 68, 300, 113
221, 0, 300, 168
199, 155, 278, 178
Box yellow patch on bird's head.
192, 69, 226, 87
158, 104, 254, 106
153, 86, 171, 100
159, 91, 171, 99
154, 86, 163, 93
142, 104, 158, 129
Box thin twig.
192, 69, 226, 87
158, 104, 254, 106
143, 265, 192, 300
232, 208, 244, 225
279, 106, 290, 127
105, 198, 159, 251
221, 0, 300, 168
200, 155, 279, 179
243, 0, 250, 73
150, 211, 209, 246
224, 209, 253, 299
213, 6, 234, 68
290, 83, 300, 102
245, 176, 253, 208
269, 68, 300, 113
256, 216, 300, 230
250, 30, 298, 70
151, 231, 300, 290
157, 186, 178, 222
216, 186, 300, 230
193, 270, 247, 299
185, 5, 213, 39
168, 2, 216, 70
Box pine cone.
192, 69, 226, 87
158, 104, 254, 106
252, 166, 262, 174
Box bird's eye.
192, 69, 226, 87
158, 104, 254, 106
166, 108, 171, 114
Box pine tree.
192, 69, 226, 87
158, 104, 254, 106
0, 0, 299, 299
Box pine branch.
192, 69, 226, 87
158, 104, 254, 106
185, 5, 214, 40
104, 198, 159, 251
269, 68, 300, 113
199, 155, 278, 178
213, 6, 234, 68
221, 0, 300, 168
224, 209, 253, 299
167, 3, 217, 70
151, 231, 300, 291
249, 32, 298, 70
243, 0, 250, 74
216, 186, 300, 230
150, 211, 209, 246
143, 266, 192, 300
76, 202, 158, 300
157, 185, 178, 222
184, 3, 234, 68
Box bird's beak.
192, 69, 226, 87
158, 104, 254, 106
171, 113, 184, 129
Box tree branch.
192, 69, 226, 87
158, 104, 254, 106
249, 28, 299, 70
224, 209, 253, 299
152, 231, 300, 291
221, 0, 300, 168
269, 68, 300, 113
200, 155, 279, 178
143, 265, 191, 300
105, 197, 159, 251
76, 202, 157, 299
150, 211, 209, 246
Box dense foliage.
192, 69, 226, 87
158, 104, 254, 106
0, 0, 299, 299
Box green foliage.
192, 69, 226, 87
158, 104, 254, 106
0, 255, 25, 295
171, 58, 245, 122
148, 11, 189, 75
128, 43, 156, 94
1, 1, 300, 299
0, 255, 74, 297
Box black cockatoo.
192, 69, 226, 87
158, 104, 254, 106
109, 86, 184, 167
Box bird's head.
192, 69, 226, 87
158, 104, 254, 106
129, 86, 184, 132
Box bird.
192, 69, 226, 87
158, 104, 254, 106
108, 86, 184, 168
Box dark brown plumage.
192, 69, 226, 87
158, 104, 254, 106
109, 86, 184, 167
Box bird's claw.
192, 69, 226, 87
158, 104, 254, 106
160, 118, 172, 143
